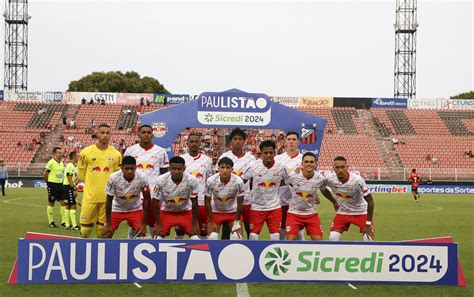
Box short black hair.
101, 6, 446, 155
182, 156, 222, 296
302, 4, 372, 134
334, 156, 347, 162
259, 140, 276, 151
69, 151, 77, 159
188, 133, 201, 139
98, 123, 110, 129
139, 125, 152, 131
286, 131, 299, 138
92, 134, 98, 139
122, 156, 137, 166
52, 147, 61, 154
170, 156, 185, 165
412, 168, 416, 172
229, 128, 246, 140
302, 152, 316, 161
218, 157, 234, 168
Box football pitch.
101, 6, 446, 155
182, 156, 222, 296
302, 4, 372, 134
0, 188, 472, 296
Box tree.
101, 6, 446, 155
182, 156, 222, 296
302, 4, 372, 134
450, 91, 474, 99
67, 71, 169, 93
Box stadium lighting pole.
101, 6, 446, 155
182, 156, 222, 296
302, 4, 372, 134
394, 0, 418, 99
4, 0, 30, 91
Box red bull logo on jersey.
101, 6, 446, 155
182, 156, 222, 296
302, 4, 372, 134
191, 171, 204, 179
296, 192, 313, 199
120, 193, 138, 201
301, 123, 317, 145
257, 180, 277, 188
152, 122, 168, 138
217, 196, 231, 203
170, 196, 187, 204
233, 170, 243, 176
91, 166, 101, 172
137, 162, 155, 171
336, 193, 353, 200
103, 166, 110, 173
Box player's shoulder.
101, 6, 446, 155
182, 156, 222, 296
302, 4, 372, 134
207, 172, 220, 183
325, 172, 338, 182
109, 170, 123, 181
124, 143, 140, 155
135, 170, 148, 181
201, 153, 212, 161
350, 173, 366, 184
231, 173, 244, 183
245, 151, 256, 160
157, 171, 171, 183
109, 146, 122, 156
152, 144, 166, 153
81, 144, 96, 154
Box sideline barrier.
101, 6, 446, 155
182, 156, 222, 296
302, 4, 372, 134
10, 233, 462, 286
418, 185, 474, 194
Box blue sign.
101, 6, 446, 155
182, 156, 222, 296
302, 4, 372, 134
372, 98, 407, 108
17, 239, 458, 285
0, 90, 3, 101
153, 94, 190, 104
141, 89, 327, 160
43, 92, 63, 102
418, 185, 474, 194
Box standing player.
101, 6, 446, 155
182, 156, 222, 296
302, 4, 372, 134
285, 152, 338, 240
44, 147, 65, 228
103, 156, 151, 238
152, 156, 200, 240
218, 128, 255, 239
124, 124, 169, 237
78, 124, 122, 238
181, 133, 214, 239
243, 140, 288, 241
408, 168, 422, 202
205, 157, 245, 240
326, 156, 375, 241
275, 131, 304, 240
63, 151, 80, 230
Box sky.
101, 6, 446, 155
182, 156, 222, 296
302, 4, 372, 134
1, 0, 472, 98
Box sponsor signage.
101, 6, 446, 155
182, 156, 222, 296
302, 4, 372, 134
16, 239, 458, 285
63, 92, 116, 105
0, 90, 4, 100
197, 89, 272, 126
43, 92, 64, 102
367, 184, 411, 193
116, 93, 154, 105
5, 90, 43, 102
270, 96, 300, 108
299, 97, 333, 108
418, 185, 474, 194
153, 94, 190, 104
442, 99, 474, 110
372, 98, 407, 109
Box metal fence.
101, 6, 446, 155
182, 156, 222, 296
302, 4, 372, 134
4, 163, 474, 182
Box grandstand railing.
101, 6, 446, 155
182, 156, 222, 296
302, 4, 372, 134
5, 163, 474, 182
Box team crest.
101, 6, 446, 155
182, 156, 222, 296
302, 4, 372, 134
152, 122, 168, 138
301, 123, 317, 145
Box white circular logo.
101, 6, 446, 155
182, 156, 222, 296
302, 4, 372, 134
218, 244, 254, 280
256, 97, 268, 109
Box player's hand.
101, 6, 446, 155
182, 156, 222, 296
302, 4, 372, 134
364, 225, 374, 241
153, 223, 162, 239
231, 220, 243, 236
102, 224, 113, 238
207, 220, 217, 234
137, 223, 147, 237
333, 203, 339, 211
315, 197, 321, 204
73, 190, 78, 198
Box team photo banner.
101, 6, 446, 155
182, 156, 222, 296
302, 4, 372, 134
16, 239, 458, 285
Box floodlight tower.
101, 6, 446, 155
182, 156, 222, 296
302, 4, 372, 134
394, 0, 418, 98
4, 0, 30, 91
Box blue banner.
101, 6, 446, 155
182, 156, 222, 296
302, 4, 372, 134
17, 239, 458, 285
153, 94, 190, 104
0, 90, 3, 101
372, 98, 407, 109
418, 185, 474, 194
43, 91, 64, 102
141, 89, 327, 160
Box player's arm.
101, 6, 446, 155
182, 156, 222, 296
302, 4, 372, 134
191, 195, 199, 235
160, 152, 170, 174
77, 150, 87, 182
103, 194, 114, 238
151, 185, 162, 238
140, 185, 151, 236
43, 169, 49, 183
205, 194, 215, 233
320, 187, 339, 211
364, 193, 375, 222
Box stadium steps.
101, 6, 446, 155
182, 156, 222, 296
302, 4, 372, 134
357, 110, 404, 177
118, 105, 138, 130
332, 108, 358, 134
438, 111, 474, 136
386, 110, 416, 135
66, 104, 81, 123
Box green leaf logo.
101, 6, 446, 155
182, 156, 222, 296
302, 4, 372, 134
264, 247, 291, 276
204, 113, 213, 123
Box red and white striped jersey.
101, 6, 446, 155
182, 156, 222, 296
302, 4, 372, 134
325, 172, 370, 215
152, 172, 199, 212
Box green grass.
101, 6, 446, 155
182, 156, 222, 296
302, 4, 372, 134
0, 189, 473, 296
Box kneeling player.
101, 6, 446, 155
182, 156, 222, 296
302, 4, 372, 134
285, 152, 338, 240
326, 156, 375, 241
205, 157, 244, 240
103, 156, 150, 238
152, 156, 200, 240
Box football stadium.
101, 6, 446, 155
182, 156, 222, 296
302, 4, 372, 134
0, 1, 473, 296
